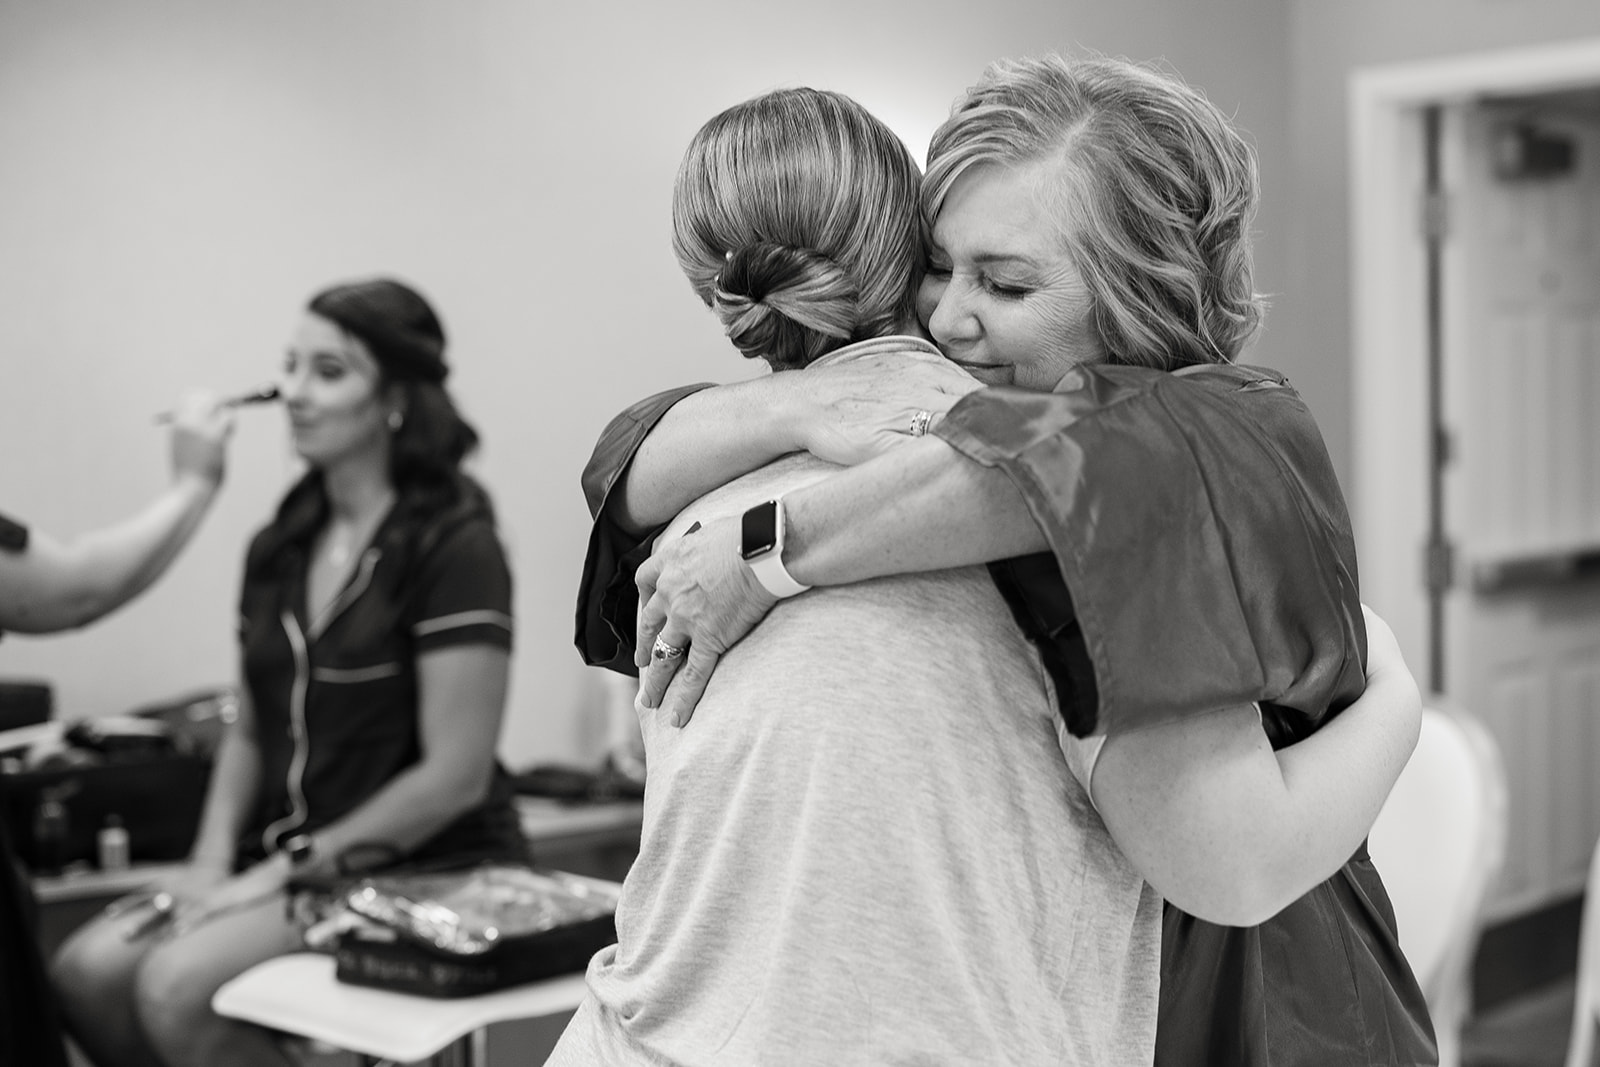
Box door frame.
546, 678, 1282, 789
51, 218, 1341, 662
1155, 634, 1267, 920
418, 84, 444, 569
1349, 38, 1600, 687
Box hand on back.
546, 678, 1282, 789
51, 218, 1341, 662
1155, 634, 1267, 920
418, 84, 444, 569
634, 514, 776, 726
795, 347, 980, 467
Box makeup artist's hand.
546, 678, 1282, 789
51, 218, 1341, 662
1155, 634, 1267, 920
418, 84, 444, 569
165, 390, 235, 487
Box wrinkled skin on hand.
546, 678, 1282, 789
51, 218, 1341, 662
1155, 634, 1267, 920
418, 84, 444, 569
791, 347, 980, 467
631, 344, 977, 727
634, 514, 777, 726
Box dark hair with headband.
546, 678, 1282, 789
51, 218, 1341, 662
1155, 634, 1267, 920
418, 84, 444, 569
307, 278, 481, 496
310, 278, 450, 383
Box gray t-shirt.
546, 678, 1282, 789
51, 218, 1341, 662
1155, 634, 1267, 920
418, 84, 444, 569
549, 345, 1161, 1067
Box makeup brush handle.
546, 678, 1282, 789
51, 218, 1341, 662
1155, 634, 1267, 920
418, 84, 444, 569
154, 385, 278, 424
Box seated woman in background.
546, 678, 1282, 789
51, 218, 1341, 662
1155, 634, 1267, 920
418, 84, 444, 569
552, 84, 1424, 1066
51, 277, 526, 1067
582, 56, 1434, 1066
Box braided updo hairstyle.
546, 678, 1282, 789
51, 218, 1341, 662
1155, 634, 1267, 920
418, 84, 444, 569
671, 88, 923, 371
923, 54, 1267, 368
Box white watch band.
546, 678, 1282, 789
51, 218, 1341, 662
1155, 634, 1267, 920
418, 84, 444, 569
749, 549, 810, 598
746, 499, 811, 599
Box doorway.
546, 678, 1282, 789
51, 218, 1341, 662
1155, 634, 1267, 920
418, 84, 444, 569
1351, 39, 1600, 921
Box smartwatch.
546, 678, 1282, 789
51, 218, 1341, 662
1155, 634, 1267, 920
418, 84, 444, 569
282, 833, 317, 869
740, 498, 810, 599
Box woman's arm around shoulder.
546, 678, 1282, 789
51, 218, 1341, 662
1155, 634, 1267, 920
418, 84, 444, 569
600, 348, 979, 535
580, 349, 980, 671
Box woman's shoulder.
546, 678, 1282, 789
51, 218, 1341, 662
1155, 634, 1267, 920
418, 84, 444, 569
424, 473, 497, 532
389, 476, 513, 620
400, 474, 506, 566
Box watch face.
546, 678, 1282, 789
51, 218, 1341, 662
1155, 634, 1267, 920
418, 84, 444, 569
741, 500, 779, 560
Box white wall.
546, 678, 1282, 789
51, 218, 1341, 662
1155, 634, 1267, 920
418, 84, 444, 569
0, 0, 1290, 768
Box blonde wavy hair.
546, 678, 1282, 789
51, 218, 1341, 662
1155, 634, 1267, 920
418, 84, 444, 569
923, 54, 1267, 368
671, 87, 923, 371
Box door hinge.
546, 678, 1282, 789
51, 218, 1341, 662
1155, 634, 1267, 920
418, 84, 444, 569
1421, 190, 1450, 242
1424, 537, 1456, 594
1433, 424, 1454, 468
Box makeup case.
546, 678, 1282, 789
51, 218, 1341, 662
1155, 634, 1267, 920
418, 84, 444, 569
328, 864, 620, 998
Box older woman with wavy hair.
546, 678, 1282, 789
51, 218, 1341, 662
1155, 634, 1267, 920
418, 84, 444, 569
920, 55, 1266, 371
573, 55, 1434, 1067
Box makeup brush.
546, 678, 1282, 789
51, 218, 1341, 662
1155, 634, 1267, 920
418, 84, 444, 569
154, 383, 280, 424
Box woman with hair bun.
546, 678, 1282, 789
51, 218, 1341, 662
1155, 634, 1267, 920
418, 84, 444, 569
51, 277, 526, 1067
556, 83, 1129, 1066
555, 74, 1427, 1065
576, 55, 1434, 1066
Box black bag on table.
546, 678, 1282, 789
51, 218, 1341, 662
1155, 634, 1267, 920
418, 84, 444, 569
0, 680, 52, 734
0, 706, 228, 873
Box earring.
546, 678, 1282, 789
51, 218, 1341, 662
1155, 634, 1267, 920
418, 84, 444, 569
387, 410, 404, 432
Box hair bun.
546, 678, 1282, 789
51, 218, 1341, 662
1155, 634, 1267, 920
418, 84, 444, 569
710, 242, 859, 369
715, 242, 831, 303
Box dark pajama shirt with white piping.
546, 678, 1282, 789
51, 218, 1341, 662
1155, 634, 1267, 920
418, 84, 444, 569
238, 476, 526, 871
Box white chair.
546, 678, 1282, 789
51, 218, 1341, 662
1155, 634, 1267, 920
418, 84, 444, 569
1368, 699, 1508, 1067
1565, 834, 1600, 1067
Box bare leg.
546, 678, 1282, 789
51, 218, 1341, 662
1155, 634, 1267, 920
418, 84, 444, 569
49, 901, 166, 1067
133, 893, 303, 1067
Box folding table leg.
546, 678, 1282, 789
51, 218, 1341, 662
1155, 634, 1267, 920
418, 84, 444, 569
428, 1030, 486, 1067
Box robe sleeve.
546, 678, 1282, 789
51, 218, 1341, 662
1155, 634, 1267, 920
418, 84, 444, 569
0, 510, 27, 642
0, 512, 27, 555
573, 384, 715, 675
935, 362, 1367, 740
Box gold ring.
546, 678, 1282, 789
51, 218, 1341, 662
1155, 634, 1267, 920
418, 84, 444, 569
651, 635, 686, 662
909, 409, 933, 437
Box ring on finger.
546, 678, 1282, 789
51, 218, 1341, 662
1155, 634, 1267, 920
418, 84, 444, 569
651, 635, 687, 663
909, 409, 933, 437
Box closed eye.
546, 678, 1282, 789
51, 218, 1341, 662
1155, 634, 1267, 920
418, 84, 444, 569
312, 356, 348, 382
983, 277, 1031, 299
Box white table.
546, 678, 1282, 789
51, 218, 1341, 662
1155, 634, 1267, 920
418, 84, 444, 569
33, 797, 640, 904
212, 952, 589, 1066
